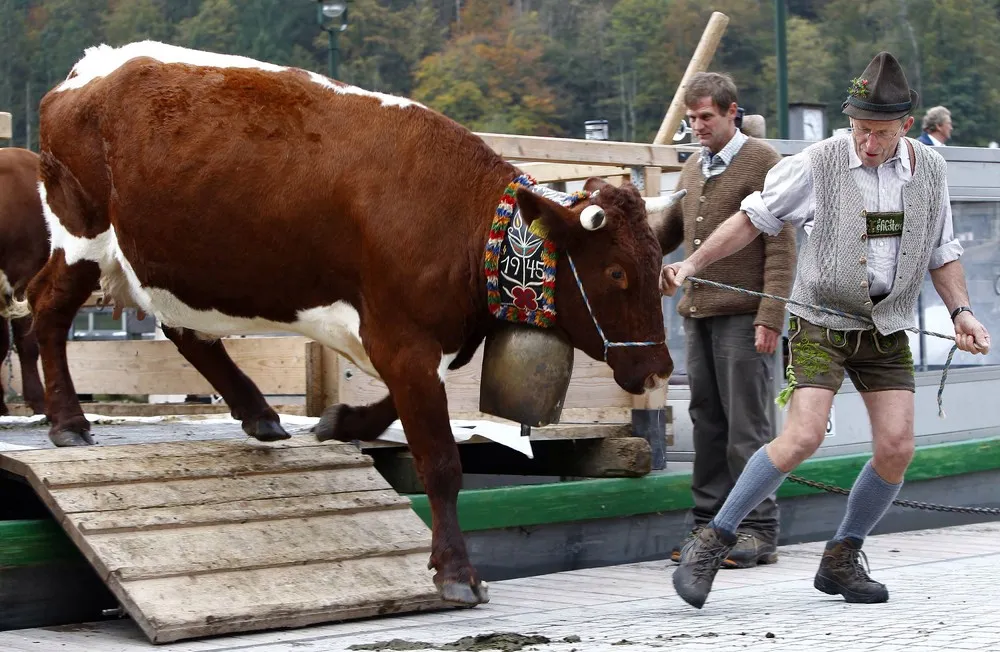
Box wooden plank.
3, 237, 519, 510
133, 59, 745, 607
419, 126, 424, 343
25, 446, 371, 488
121, 555, 442, 643
83, 510, 431, 581
2, 401, 307, 418
47, 466, 390, 513
3, 436, 447, 643
338, 344, 631, 413
72, 490, 410, 533
476, 132, 686, 169
357, 422, 630, 451
0, 435, 336, 466
2, 337, 310, 396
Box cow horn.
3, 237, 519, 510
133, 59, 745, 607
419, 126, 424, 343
580, 204, 606, 231
643, 189, 687, 215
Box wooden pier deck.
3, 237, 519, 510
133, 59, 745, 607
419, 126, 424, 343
1, 521, 997, 651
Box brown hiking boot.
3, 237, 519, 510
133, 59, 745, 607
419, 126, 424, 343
671, 525, 737, 609
813, 538, 889, 603
722, 530, 779, 569
670, 525, 704, 564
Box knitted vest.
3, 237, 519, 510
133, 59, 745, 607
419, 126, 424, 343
790, 135, 947, 334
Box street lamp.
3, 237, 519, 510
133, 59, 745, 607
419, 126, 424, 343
316, 0, 349, 80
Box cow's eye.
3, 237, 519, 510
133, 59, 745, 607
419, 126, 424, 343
606, 265, 628, 288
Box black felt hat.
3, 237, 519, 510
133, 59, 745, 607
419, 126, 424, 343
842, 52, 919, 121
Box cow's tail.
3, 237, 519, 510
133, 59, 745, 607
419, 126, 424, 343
4, 295, 32, 320
0, 273, 32, 320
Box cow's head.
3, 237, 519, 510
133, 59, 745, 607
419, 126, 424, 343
515, 178, 684, 394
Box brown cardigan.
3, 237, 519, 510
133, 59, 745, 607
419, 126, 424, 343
657, 137, 796, 332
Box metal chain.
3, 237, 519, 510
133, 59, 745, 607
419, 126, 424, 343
787, 474, 1000, 515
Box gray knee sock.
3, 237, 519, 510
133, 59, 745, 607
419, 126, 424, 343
710, 447, 787, 537
834, 460, 902, 542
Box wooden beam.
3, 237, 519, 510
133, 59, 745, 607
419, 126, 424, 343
516, 162, 630, 183
652, 11, 730, 145
476, 132, 686, 169
337, 344, 633, 416
2, 337, 310, 396
370, 436, 652, 492
305, 342, 341, 417
634, 165, 668, 411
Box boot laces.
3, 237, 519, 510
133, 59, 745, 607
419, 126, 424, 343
690, 534, 732, 579
834, 546, 874, 581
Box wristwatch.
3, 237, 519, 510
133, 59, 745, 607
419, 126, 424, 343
950, 306, 974, 321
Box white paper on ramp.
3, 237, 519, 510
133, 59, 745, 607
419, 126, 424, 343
379, 419, 534, 459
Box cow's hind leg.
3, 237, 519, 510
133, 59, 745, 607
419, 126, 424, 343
160, 326, 289, 441
314, 394, 397, 442
12, 316, 46, 414
372, 337, 487, 606
27, 251, 100, 446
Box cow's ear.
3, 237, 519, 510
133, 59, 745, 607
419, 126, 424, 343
515, 187, 582, 245
582, 177, 612, 195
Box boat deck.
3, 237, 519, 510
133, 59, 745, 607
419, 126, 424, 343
1, 521, 997, 651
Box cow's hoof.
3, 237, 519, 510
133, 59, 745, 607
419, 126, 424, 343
314, 404, 347, 442
439, 580, 490, 606
49, 429, 95, 447
244, 418, 290, 442
28, 403, 47, 416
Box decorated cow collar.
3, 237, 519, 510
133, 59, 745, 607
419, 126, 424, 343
484, 174, 588, 327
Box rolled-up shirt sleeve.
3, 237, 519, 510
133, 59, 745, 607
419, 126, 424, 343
928, 183, 964, 269
740, 153, 816, 237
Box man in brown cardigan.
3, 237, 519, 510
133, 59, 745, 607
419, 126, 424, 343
652, 72, 796, 568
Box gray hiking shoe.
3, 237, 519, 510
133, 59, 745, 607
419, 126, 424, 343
722, 530, 779, 569
670, 525, 704, 564
813, 538, 889, 603
671, 525, 737, 609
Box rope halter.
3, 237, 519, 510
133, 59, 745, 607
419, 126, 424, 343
565, 251, 664, 361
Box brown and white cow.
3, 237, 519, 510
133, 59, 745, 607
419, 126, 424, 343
31, 41, 681, 604
0, 147, 47, 416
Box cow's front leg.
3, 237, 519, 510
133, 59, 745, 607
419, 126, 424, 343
12, 316, 46, 415
375, 341, 487, 606
314, 394, 397, 442
160, 326, 289, 441
26, 252, 99, 446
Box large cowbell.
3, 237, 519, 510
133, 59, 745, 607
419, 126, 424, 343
479, 323, 574, 427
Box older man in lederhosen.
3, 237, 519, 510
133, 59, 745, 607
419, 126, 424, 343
661, 51, 991, 610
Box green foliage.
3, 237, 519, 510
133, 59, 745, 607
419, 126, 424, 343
1, 0, 999, 149
413, 0, 560, 134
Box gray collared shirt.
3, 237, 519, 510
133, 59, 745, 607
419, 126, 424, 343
700, 129, 748, 179
741, 138, 963, 296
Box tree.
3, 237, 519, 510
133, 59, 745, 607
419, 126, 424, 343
413, 1, 560, 135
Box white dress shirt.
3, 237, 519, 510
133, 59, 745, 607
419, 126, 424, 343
741, 139, 963, 296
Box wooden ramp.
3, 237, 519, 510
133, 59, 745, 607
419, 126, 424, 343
0, 436, 447, 644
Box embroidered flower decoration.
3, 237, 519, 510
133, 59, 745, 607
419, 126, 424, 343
511, 286, 538, 311
848, 77, 870, 98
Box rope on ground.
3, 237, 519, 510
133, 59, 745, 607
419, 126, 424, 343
686, 276, 959, 418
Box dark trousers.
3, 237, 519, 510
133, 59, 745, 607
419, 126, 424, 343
684, 314, 779, 540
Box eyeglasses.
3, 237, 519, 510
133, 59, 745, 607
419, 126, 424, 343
850, 125, 902, 144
